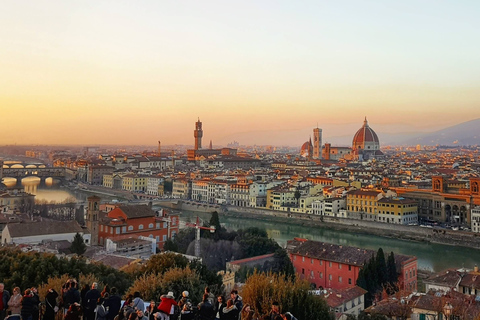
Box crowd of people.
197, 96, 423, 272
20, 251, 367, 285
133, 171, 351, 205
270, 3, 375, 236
0, 281, 297, 320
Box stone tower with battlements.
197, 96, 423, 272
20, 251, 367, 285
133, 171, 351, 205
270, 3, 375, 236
194, 118, 203, 150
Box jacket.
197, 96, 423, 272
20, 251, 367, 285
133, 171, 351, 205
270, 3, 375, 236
21, 295, 36, 318
221, 306, 238, 320
8, 293, 22, 314
197, 301, 215, 320
157, 297, 177, 315
95, 304, 108, 320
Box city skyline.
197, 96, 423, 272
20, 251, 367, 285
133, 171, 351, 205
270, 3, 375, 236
2, 1, 480, 146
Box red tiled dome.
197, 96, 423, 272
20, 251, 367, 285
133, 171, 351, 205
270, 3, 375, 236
352, 117, 380, 150
300, 140, 313, 157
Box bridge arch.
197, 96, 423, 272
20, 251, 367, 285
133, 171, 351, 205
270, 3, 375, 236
1, 177, 18, 187
10, 164, 24, 169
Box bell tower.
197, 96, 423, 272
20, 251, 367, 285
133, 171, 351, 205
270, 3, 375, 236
194, 118, 203, 150
313, 127, 322, 159
432, 176, 446, 193
86, 195, 100, 246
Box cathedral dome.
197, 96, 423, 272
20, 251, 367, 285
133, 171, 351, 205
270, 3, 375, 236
352, 117, 380, 153
300, 140, 313, 157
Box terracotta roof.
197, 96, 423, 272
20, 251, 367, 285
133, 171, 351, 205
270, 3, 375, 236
377, 198, 417, 205
6, 220, 85, 238
288, 240, 375, 266
324, 286, 367, 307
346, 190, 381, 197
423, 269, 462, 288
91, 254, 138, 270
459, 273, 480, 289
352, 118, 380, 147
118, 205, 156, 219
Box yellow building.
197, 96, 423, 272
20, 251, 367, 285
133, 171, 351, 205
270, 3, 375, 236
346, 190, 382, 221
377, 198, 418, 225
122, 174, 148, 192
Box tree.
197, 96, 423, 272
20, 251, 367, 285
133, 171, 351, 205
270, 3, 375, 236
163, 238, 178, 252
386, 252, 399, 294
294, 190, 301, 207
70, 233, 87, 255
209, 211, 221, 231
375, 248, 387, 286
142, 252, 189, 275
241, 271, 332, 320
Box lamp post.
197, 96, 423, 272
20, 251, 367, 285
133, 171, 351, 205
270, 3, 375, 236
443, 302, 453, 320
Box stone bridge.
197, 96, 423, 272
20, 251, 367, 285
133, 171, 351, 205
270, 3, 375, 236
1, 160, 65, 181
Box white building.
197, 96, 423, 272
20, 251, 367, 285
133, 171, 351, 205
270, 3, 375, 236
2, 220, 91, 245
324, 197, 347, 217
471, 206, 480, 233
147, 176, 164, 196
322, 286, 367, 320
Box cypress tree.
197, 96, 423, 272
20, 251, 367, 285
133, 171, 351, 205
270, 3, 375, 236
70, 232, 87, 255
386, 251, 399, 293
375, 248, 387, 286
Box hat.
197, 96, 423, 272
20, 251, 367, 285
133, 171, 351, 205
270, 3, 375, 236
167, 291, 174, 298
182, 291, 189, 297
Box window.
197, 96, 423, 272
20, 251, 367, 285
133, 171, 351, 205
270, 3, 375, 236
329, 274, 332, 281
156, 222, 160, 229
110, 228, 113, 234
349, 265, 352, 271
116, 227, 120, 234
311, 259, 314, 264
310, 270, 314, 278
122, 226, 126, 233
163, 222, 167, 228
149, 223, 154, 228
163, 235, 167, 241
139, 224, 144, 230
349, 278, 352, 285
339, 264, 342, 269
128, 226, 133, 231
155, 236, 160, 241
338, 276, 342, 283
329, 262, 332, 267
320, 260, 323, 266
100, 225, 103, 232
319, 272, 323, 278
302, 257, 305, 262
302, 268, 305, 274
149, 234, 153, 238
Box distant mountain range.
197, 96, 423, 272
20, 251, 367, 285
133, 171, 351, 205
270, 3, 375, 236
219, 118, 480, 147
390, 118, 480, 146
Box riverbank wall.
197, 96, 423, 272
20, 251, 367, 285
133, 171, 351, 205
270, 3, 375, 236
170, 201, 480, 250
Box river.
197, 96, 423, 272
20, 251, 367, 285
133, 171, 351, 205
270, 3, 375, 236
178, 210, 480, 273
3, 178, 478, 273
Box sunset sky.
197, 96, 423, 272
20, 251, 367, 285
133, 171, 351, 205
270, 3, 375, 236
1, 1, 480, 146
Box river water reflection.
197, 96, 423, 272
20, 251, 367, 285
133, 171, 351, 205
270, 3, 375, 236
3, 177, 89, 203
179, 210, 480, 273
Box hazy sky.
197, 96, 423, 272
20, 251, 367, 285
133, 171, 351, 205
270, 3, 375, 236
1, 1, 480, 146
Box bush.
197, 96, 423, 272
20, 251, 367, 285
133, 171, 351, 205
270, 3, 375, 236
241, 271, 332, 320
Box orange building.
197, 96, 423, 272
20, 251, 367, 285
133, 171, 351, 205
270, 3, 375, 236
393, 176, 480, 224
98, 205, 178, 249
